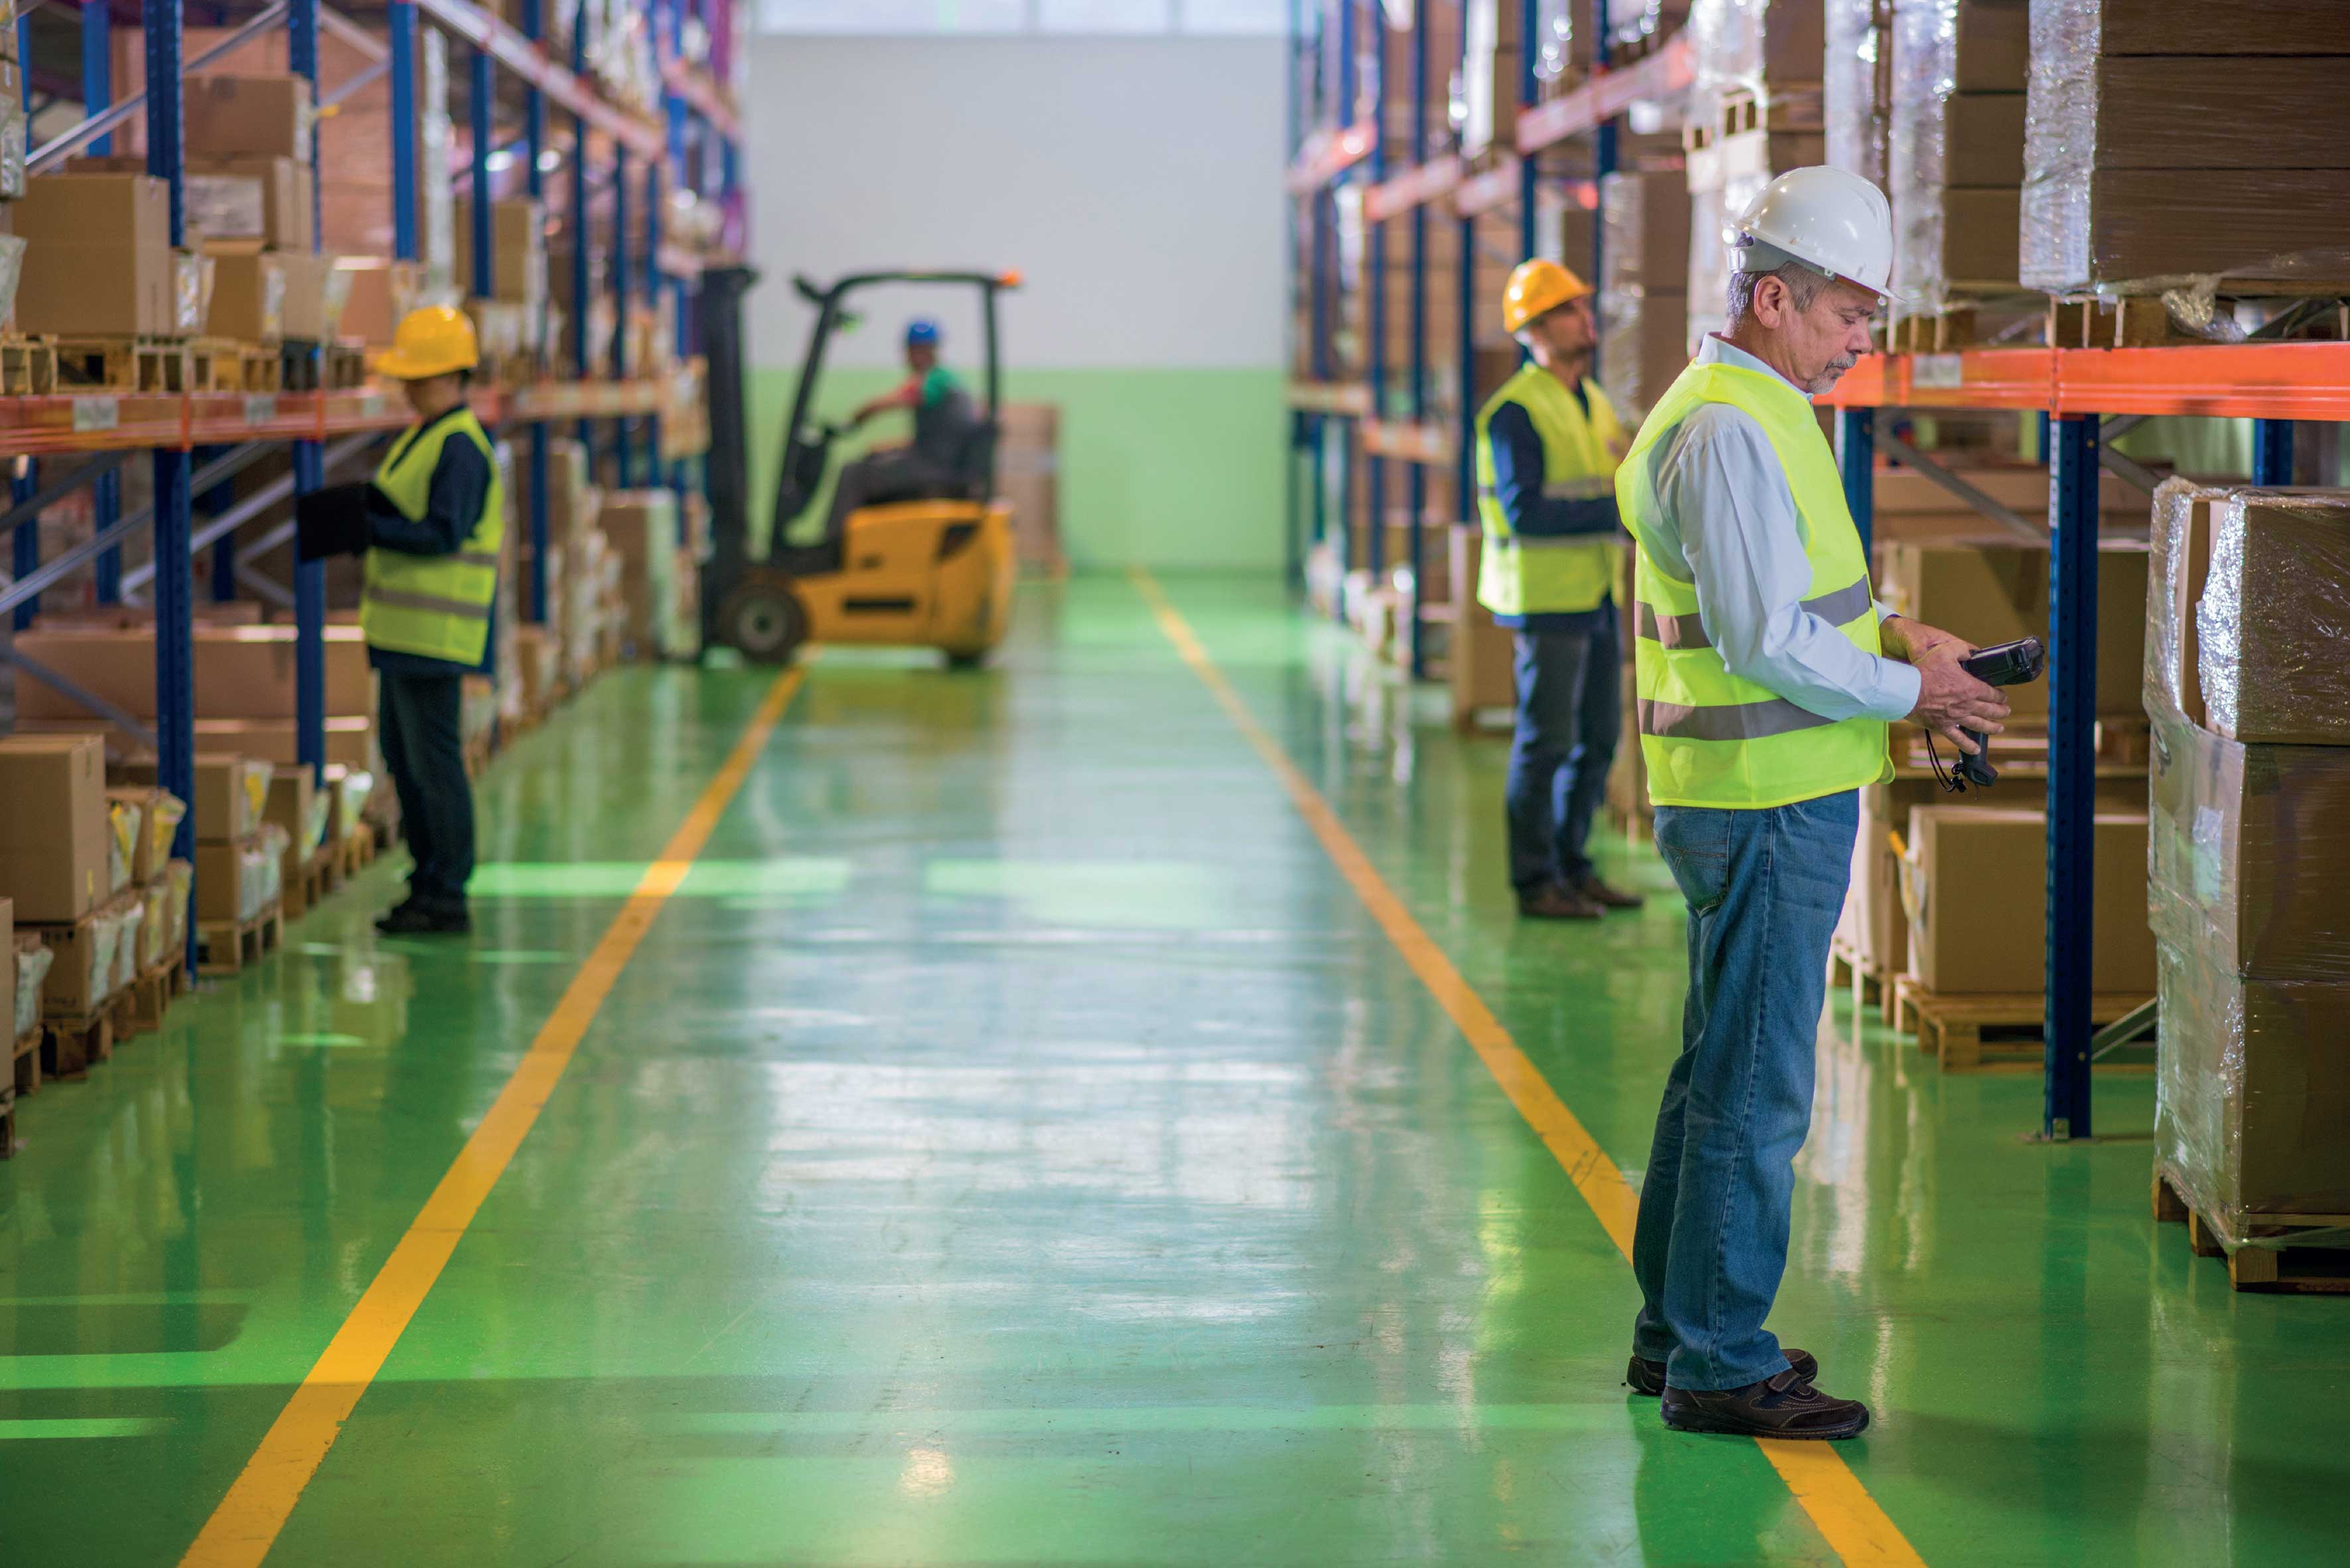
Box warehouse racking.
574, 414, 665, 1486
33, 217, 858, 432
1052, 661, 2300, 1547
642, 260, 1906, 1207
1285, 0, 2350, 1140
0, 0, 742, 970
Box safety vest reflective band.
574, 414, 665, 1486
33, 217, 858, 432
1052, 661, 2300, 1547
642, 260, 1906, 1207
360, 407, 505, 667
1473, 363, 1625, 618
1615, 359, 1890, 810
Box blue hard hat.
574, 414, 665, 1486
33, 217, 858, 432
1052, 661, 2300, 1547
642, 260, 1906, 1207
905, 318, 942, 348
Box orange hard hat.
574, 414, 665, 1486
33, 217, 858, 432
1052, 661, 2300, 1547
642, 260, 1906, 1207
1501, 259, 1594, 334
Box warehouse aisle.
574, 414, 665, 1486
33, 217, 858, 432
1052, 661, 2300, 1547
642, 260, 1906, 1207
1, 578, 2343, 1565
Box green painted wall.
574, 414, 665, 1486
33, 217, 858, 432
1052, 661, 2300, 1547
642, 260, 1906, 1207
747, 367, 1285, 570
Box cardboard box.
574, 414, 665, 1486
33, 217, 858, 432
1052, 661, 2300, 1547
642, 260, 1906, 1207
202, 242, 287, 342
35, 903, 133, 1017
1950, 0, 2031, 92
338, 256, 422, 345
194, 154, 313, 249
1447, 526, 1518, 722
452, 197, 549, 306
1939, 93, 2028, 187
0, 898, 13, 1048
9, 173, 176, 337
12, 625, 374, 722
2158, 488, 2350, 746
184, 74, 313, 161
0, 736, 113, 923
2046, 0, 2350, 57
998, 403, 1061, 570
2022, 168, 2350, 294
1600, 168, 1691, 294
1904, 806, 2156, 995
1876, 540, 2150, 720
2147, 710, 2350, 984
277, 249, 354, 342
265, 767, 326, 857
194, 835, 267, 923
1598, 288, 1689, 417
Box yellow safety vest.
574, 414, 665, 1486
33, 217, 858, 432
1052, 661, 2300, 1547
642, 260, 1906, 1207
1473, 363, 1626, 618
1616, 360, 1890, 810
360, 407, 505, 667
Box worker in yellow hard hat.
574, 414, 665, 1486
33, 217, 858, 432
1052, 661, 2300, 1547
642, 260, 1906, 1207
359, 304, 505, 935
1475, 258, 1642, 920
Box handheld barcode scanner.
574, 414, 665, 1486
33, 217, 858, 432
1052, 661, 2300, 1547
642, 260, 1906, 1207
1931, 636, 2046, 792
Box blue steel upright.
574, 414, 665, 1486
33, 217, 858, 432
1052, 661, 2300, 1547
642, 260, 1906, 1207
523, 0, 551, 623
2252, 419, 2294, 486
1364, 11, 1386, 582
1839, 407, 1874, 558
389, 1, 419, 261
571, 5, 592, 456
147, 0, 199, 960
83, 0, 123, 602
1590, 14, 1614, 380
613, 145, 633, 488
1405, 0, 1429, 678
470, 47, 494, 296
2044, 413, 2101, 1140
291, 0, 328, 781
644, 149, 666, 500
8, 465, 32, 631
1517, 0, 1536, 264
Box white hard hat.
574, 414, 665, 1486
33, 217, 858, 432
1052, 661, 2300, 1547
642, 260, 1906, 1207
1728, 166, 1902, 304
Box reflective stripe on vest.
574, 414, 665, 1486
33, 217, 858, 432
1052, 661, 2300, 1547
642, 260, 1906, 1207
360, 407, 505, 667
1472, 364, 1625, 618
1614, 359, 1890, 810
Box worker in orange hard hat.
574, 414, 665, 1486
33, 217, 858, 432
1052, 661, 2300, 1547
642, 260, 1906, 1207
1475, 258, 1642, 920
361, 304, 503, 935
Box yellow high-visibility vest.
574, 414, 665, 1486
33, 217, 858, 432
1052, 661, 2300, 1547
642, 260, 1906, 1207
1615, 360, 1890, 809
1472, 363, 1624, 618
360, 407, 504, 667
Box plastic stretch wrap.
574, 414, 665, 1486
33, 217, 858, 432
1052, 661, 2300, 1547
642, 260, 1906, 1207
110, 901, 144, 994
141, 880, 170, 970
166, 860, 194, 953
2023, 1, 2350, 292
0, 232, 22, 325
107, 799, 139, 895
13, 941, 52, 1038
1684, 171, 1770, 348
1823, 0, 1888, 186
2156, 928, 2350, 1240
2146, 479, 2350, 746
1687, 0, 1823, 109
149, 793, 188, 871
1602, 170, 1692, 298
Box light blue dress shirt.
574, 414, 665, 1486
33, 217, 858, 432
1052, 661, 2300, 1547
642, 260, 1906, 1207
1634, 335, 1921, 723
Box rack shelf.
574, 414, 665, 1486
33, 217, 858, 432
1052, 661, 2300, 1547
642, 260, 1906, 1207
1285, 121, 1376, 194
1361, 419, 1450, 464
415, 0, 667, 159
1285, 380, 1374, 418
661, 58, 740, 139
1819, 343, 2350, 421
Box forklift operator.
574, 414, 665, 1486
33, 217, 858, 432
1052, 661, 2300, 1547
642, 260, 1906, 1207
824, 318, 983, 541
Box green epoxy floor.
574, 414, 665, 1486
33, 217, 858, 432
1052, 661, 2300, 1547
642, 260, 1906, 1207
3, 577, 2344, 1565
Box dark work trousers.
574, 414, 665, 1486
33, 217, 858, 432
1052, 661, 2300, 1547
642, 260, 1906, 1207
824, 450, 957, 541
378, 669, 475, 912
1506, 608, 1622, 892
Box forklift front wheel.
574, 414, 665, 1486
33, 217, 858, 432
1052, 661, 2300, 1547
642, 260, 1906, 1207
717, 576, 811, 665
945, 651, 986, 671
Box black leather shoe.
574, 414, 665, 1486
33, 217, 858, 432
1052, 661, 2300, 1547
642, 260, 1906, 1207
1627, 1347, 1817, 1397
1518, 883, 1605, 920
1660, 1369, 1870, 1440
376, 903, 471, 936
1575, 873, 1646, 911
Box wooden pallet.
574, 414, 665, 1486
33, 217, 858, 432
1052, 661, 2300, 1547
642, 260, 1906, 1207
2154, 1170, 2350, 1294
11, 1023, 40, 1098
1895, 979, 2154, 1071
1886, 300, 2047, 356
335, 821, 379, 879
1715, 82, 1823, 139
1890, 716, 2152, 777
1828, 937, 1894, 1014
40, 992, 129, 1080
197, 903, 285, 977
282, 846, 340, 919
188, 336, 282, 393
0, 333, 58, 395
54, 335, 193, 393
127, 956, 189, 1036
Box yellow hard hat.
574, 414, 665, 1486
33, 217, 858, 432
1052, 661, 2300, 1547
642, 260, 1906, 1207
375, 304, 480, 379
1501, 259, 1593, 334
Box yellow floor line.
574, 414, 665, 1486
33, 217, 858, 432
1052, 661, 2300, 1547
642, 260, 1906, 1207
180, 667, 807, 1568
1130, 569, 1926, 1568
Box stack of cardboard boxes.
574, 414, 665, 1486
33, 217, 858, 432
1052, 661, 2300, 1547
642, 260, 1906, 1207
157, 755, 285, 931
600, 490, 698, 661
996, 404, 1064, 574
2022, 1, 2350, 297
1682, 0, 1825, 346
10, 618, 380, 771
0, 736, 153, 1031
454, 198, 550, 375
1597, 167, 1691, 419
2146, 480, 2350, 1244
1887, 0, 2030, 332
10, 172, 183, 340
0, 19, 27, 326
513, 436, 616, 690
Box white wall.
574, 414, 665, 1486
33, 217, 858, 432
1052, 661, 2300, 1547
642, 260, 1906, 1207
742, 34, 1285, 373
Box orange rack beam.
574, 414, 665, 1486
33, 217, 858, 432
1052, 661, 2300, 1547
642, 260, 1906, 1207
1286, 121, 1376, 195
1815, 342, 2350, 420
1516, 37, 1695, 155
1361, 419, 1452, 464
1285, 381, 1374, 418
661, 59, 740, 140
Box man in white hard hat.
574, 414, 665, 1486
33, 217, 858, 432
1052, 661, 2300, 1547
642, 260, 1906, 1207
1612, 166, 2011, 1439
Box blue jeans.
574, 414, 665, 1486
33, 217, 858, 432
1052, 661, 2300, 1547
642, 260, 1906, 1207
1630, 791, 1857, 1391
1506, 612, 1620, 891
379, 669, 476, 911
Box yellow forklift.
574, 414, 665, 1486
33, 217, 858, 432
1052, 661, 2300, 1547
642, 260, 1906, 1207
705, 269, 1021, 667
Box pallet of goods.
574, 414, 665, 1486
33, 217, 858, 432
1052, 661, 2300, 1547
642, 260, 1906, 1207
1683, 0, 1825, 345
2144, 480, 2350, 1293
2021, 0, 2350, 317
